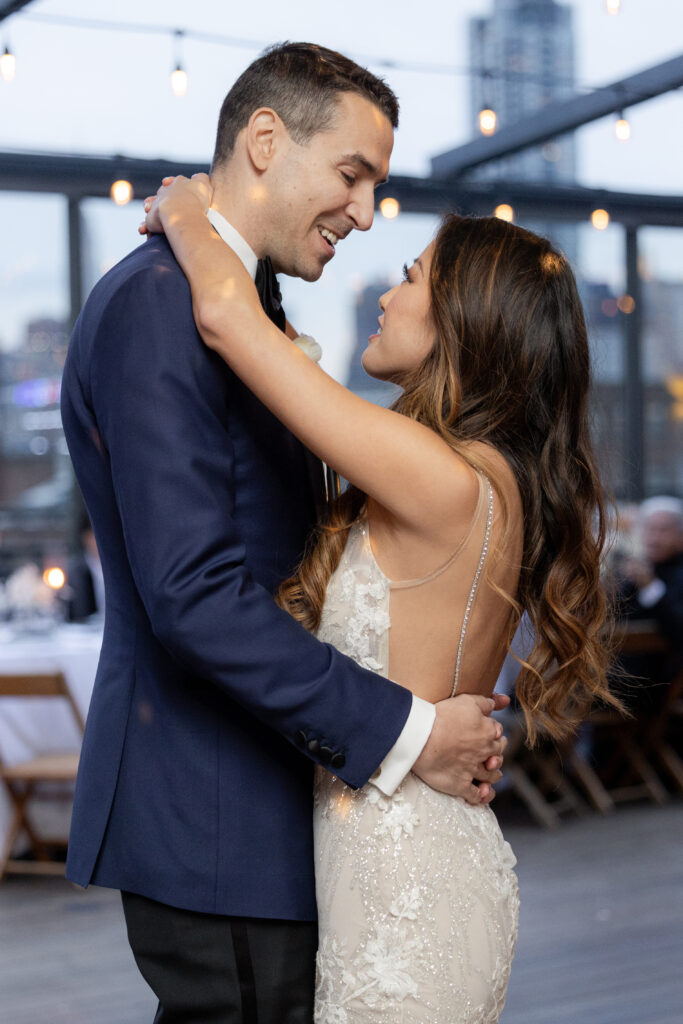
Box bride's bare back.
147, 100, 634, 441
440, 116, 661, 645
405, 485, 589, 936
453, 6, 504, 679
366, 444, 524, 705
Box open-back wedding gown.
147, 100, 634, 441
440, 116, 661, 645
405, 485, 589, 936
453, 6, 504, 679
314, 474, 519, 1023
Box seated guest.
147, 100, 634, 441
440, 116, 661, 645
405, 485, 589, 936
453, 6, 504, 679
65, 517, 104, 622
618, 496, 683, 641
615, 496, 683, 699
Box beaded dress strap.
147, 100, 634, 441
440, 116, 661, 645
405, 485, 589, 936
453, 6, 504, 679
450, 476, 494, 697
364, 473, 487, 591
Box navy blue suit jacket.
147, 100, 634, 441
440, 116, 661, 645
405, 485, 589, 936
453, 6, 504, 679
61, 235, 412, 919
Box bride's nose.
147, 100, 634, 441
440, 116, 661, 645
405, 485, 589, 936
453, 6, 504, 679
379, 284, 398, 311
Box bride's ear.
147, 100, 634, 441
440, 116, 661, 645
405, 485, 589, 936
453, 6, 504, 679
245, 108, 282, 172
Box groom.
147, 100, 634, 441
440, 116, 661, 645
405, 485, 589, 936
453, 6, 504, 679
62, 43, 507, 1022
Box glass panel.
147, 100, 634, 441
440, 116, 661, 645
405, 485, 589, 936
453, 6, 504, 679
0, 193, 71, 576
574, 220, 627, 499
639, 227, 683, 496
80, 197, 147, 299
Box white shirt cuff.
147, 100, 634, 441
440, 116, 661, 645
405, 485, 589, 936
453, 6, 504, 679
369, 695, 435, 796
637, 578, 666, 608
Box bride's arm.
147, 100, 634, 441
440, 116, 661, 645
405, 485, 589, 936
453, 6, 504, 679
152, 178, 475, 541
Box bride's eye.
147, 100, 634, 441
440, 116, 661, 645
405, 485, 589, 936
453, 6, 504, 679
402, 263, 410, 282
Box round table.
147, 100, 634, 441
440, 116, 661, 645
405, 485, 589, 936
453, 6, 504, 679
0, 622, 102, 855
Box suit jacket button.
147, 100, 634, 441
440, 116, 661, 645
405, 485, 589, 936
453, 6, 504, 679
319, 746, 333, 764
295, 730, 307, 748
307, 739, 320, 755
330, 753, 346, 770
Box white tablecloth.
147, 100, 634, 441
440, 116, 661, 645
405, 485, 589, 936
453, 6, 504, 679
0, 623, 102, 855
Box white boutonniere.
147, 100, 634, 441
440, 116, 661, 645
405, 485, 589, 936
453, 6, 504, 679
292, 334, 322, 363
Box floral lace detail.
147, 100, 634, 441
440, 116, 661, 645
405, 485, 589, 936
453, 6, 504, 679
313, 506, 519, 1023
316, 920, 424, 1023
314, 770, 518, 1023
317, 522, 392, 674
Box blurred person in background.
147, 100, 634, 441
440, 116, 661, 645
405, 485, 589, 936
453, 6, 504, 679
617, 496, 683, 645
615, 495, 683, 694
64, 513, 104, 622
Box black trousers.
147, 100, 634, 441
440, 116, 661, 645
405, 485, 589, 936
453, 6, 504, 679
121, 891, 317, 1024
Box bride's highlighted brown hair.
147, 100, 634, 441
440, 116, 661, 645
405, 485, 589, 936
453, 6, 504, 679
277, 214, 621, 743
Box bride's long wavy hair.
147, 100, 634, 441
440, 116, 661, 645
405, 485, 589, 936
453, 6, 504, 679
277, 214, 620, 743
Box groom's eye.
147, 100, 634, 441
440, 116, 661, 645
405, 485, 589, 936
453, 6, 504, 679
341, 172, 356, 186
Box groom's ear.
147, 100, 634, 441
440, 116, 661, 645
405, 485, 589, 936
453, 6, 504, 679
245, 108, 282, 172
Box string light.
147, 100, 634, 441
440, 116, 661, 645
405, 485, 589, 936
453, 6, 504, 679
617, 294, 635, 314
494, 204, 514, 222
170, 29, 188, 97
606, 0, 621, 14
478, 107, 497, 136
170, 65, 188, 97
19, 12, 582, 86
379, 197, 400, 220
0, 45, 16, 82
477, 68, 497, 136
110, 179, 133, 205
591, 208, 610, 230
615, 110, 631, 141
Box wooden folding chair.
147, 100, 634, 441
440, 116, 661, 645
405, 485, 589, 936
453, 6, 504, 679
644, 666, 683, 794
0, 672, 84, 880
576, 624, 670, 807
500, 714, 587, 829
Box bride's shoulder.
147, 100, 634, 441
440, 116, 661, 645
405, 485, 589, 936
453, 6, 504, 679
435, 441, 522, 531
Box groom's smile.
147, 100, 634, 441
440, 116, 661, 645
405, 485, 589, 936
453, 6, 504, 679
266, 92, 394, 282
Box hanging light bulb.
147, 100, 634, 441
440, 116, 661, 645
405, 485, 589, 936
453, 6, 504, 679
110, 180, 133, 206
494, 204, 514, 223
477, 69, 496, 136
170, 29, 188, 97
379, 197, 400, 220
478, 107, 497, 136
0, 45, 16, 82
591, 208, 610, 231
606, 0, 621, 14
615, 110, 631, 141
170, 65, 188, 97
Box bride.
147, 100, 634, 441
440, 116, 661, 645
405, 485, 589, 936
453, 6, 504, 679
143, 175, 617, 1022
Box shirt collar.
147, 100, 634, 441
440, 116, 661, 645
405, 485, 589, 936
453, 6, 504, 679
206, 208, 259, 281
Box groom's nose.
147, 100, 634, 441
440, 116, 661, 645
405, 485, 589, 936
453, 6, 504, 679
346, 187, 375, 232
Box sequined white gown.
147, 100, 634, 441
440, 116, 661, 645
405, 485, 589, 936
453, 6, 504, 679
313, 478, 519, 1024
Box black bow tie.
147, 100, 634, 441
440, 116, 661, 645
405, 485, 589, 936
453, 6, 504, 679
255, 256, 285, 331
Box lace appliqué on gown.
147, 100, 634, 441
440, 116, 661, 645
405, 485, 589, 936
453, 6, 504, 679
314, 502, 519, 1024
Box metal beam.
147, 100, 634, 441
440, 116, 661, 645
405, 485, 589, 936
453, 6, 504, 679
0, 151, 209, 199
375, 176, 683, 229
1, 153, 682, 228
67, 197, 83, 332
432, 54, 683, 178
623, 228, 644, 500
0, 0, 37, 23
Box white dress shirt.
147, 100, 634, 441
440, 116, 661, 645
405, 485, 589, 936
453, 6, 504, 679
204, 207, 436, 796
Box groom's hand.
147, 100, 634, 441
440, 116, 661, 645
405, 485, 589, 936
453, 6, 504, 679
412, 693, 509, 805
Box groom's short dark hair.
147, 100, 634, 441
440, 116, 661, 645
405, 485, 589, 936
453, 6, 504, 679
212, 41, 399, 168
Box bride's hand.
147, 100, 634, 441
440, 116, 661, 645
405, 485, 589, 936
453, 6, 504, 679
138, 172, 213, 236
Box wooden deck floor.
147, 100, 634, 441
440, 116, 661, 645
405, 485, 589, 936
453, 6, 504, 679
1, 801, 681, 1024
